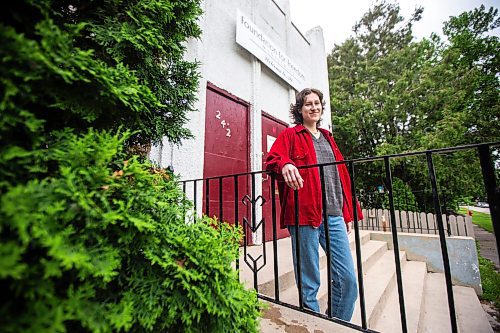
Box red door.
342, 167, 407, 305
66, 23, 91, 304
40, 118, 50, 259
262, 113, 289, 241
203, 85, 250, 239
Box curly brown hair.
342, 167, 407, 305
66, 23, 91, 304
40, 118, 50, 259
290, 88, 326, 126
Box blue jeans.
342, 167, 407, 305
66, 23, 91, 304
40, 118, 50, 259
288, 215, 357, 321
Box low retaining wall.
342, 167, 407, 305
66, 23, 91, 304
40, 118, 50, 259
369, 231, 482, 295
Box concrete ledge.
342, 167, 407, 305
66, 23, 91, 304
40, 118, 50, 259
369, 231, 482, 295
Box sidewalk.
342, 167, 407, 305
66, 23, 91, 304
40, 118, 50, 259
473, 224, 499, 270
467, 207, 499, 270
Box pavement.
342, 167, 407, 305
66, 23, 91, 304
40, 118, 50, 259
466, 206, 499, 270
474, 224, 500, 270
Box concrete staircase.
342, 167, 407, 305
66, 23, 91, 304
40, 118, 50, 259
239, 231, 493, 333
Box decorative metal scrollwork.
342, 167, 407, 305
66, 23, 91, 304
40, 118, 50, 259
241, 193, 267, 277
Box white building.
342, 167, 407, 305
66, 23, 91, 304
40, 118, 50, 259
151, 0, 330, 242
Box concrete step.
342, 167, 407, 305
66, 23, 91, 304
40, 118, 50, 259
454, 285, 493, 333
419, 273, 493, 333
373, 260, 427, 333
259, 301, 357, 333
350, 250, 407, 328
277, 239, 388, 309
238, 230, 371, 298
319, 240, 391, 313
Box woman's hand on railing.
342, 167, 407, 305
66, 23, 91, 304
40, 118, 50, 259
282, 163, 304, 190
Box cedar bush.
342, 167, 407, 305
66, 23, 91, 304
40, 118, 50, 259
1, 1, 261, 332
0, 130, 260, 332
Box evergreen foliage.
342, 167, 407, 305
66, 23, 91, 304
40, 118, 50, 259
1, 1, 261, 332
1, 0, 201, 189
1, 130, 260, 332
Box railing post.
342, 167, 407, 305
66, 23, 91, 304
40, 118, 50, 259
319, 165, 333, 318
218, 177, 223, 222
193, 180, 198, 223
348, 161, 368, 329
234, 175, 239, 273
426, 152, 458, 333
384, 157, 408, 333
294, 189, 303, 308
181, 181, 187, 220
270, 173, 280, 301
205, 178, 210, 217
478, 145, 500, 255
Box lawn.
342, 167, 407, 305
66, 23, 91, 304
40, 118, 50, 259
458, 208, 494, 233
458, 208, 499, 309
476, 245, 500, 309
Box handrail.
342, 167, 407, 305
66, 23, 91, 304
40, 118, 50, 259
181, 141, 500, 182
179, 142, 499, 333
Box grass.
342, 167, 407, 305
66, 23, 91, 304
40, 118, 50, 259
458, 208, 494, 233
476, 246, 500, 309
459, 208, 500, 309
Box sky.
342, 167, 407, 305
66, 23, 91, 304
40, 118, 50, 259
289, 0, 500, 52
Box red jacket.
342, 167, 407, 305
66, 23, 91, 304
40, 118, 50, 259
265, 124, 363, 229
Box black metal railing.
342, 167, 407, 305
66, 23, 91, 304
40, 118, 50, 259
180, 142, 499, 333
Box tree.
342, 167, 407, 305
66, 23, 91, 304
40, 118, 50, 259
328, 0, 430, 208
0, 129, 260, 332
328, 1, 499, 211
428, 5, 500, 145
1, 0, 201, 188
328, 0, 424, 159
1, 1, 261, 331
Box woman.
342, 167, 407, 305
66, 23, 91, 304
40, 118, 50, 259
265, 88, 362, 321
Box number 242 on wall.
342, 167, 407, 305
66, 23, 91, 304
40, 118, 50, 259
215, 110, 232, 137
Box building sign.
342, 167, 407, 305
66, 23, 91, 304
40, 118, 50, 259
236, 9, 307, 91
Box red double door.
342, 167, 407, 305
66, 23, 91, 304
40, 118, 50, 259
202, 85, 289, 242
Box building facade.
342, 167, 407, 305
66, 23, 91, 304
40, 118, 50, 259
151, 0, 330, 241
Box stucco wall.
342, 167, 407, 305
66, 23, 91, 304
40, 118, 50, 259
151, 0, 331, 222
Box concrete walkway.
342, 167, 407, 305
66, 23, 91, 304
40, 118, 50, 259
467, 207, 500, 332
473, 224, 499, 270
467, 207, 499, 270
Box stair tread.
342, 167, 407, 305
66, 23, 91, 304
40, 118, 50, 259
238, 230, 371, 295
278, 240, 390, 311
454, 285, 493, 333
373, 260, 427, 333
321, 240, 390, 311
259, 301, 357, 333
350, 249, 406, 326
419, 272, 493, 333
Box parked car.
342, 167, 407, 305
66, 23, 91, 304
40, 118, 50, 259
476, 201, 489, 208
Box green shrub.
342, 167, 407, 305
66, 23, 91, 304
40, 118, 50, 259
0, 130, 261, 332
1, 1, 261, 331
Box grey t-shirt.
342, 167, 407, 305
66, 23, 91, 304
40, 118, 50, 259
311, 132, 343, 216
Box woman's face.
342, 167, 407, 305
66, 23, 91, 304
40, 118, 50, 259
300, 92, 323, 127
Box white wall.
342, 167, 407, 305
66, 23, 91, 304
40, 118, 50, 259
152, 0, 331, 205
